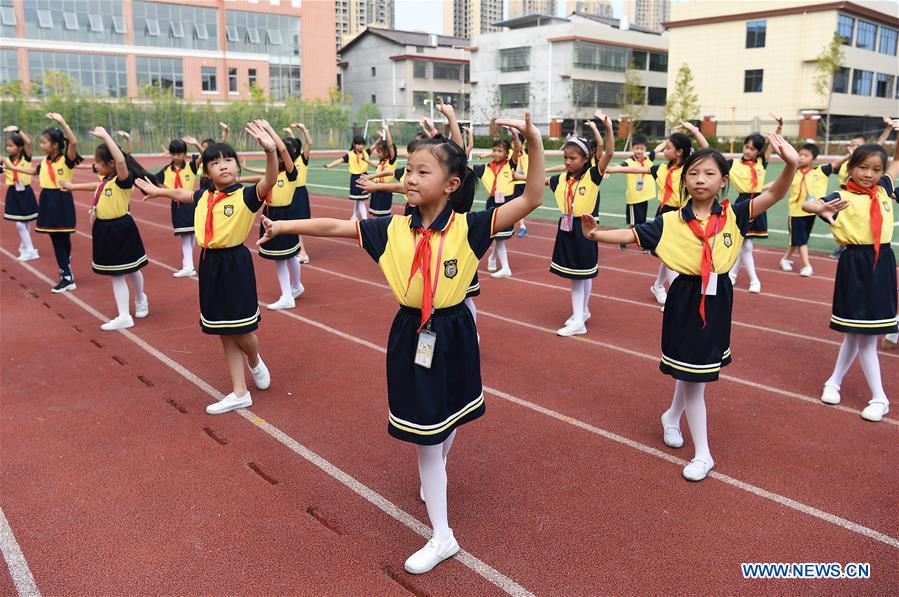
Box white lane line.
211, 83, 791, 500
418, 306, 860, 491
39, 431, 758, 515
1, 247, 532, 597
0, 507, 40, 597
8, 248, 899, 554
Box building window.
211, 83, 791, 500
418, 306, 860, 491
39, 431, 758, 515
746, 20, 766, 48
226, 25, 239, 42
24, 0, 124, 42
500, 83, 529, 108
0, 6, 16, 27
136, 56, 184, 97
837, 14, 854, 45
879, 27, 897, 55
499, 47, 530, 72
269, 63, 301, 100
573, 80, 623, 107
248, 68, 257, 88
226, 9, 300, 59
133, 1, 218, 50
228, 67, 238, 93
630, 50, 647, 70
29, 51, 128, 97
112, 16, 127, 34
371, 94, 376, 103
170, 21, 184, 39
36, 9, 53, 29
855, 20, 876, 50
744, 69, 763, 93
415, 46, 424, 53
413, 61, 429, 78
875, 73, 894, 98
832, 66, 850, 93
851, 69, 872, 95
266, 29, 283, 45
62, 12, 78, 31
0, 49, 18, 85
647, 87, 666, 106
413, 90, 431, 108
574, 41, 627, 72
88, 14, 103, 33
194, 23, 208, 40
434, 62, 462, 80
201, 66, 217, 92
649, 52, 667, 72
145, 19, 160, 36
371, 66, 376, 77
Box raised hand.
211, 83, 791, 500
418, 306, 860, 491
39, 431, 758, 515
494, 110, 540, 146
116, 130, 131, 139
89, 126, 110, 139
134, 177, 161, 197
182, 135, 199, 147
769, 113, 784, 128
580, 214, 598, 240
245, 120, 276, 152
767, 132, 798, 166
257, 216, 279, 245
818, 199, 851, 225
218, 122, 229, 131
46, 112, 65, 125
3, 125, 19, 133
437, 100, 456, 118
679, 121, 699, 134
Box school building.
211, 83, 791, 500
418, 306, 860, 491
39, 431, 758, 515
0, 0, 336, 102
468, 12, 669, 137
663, 0, 899, 140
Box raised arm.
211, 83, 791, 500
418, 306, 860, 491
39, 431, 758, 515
466, 126, 474, 159
282, 127, 295, 138
47, 113, 78, 162
492, 111, 544, 230
91, 126, 129, 182
245, 120, 279, 198
764, 113, 783, 160
749, 133, 799, 214
605, 165, 650, 174
293, 122, 312, 159
116, 130, 133, 154
134, 178, 195, 203
182, 135, 202, 153
323, 155, 345, 169
679, 121, 708, 149
4, 126, 33, 156
876, 116, 895, 148
240, 158, 267, 174
595, 113, 615, 173
259, 120, 293, 174
59, 180, 100, 192
2, 157, 37, 175
436, 102, 463, 148
219, 122, 230, 143
886, 119, 899, 181
509, 127, 522, 164
259, 217, 358, 242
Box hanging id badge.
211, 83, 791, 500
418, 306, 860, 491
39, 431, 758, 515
560, 214, 573, 232
704, 272, 718, 296
415, 328, 437, 368
804, 194, 816, 203
14, 180, 25, 192
635, 178, 645, 192
494, 190, 505, 205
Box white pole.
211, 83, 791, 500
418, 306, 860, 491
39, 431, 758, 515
546, 41, 552, 134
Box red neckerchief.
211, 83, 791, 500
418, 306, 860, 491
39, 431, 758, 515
45, 155, 62, 187
564, 175, 580, 215
661, 163, 682, 206
845, 181, 884, 268
488, 160, 508, 197
796, 166, 813, 201
11, 157, 20, 184
404, 213, 454, 332
354, 150, 364, 169
92, 177, 111, 207
633, 155, 646, 180
203, 190, 229, 248
171, 163, 184, 189
741, 159, 759, 195
684, 200, 729, 328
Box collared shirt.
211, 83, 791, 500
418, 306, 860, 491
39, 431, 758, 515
822, 176, 895, 245
266, 167, 299, 207
294, 154, 310, 187
357, 203, 497, 309
727, 156, 768, 195
549, 164, 603, 216
787, 164, 833, 217
619, 150, 655, 204
4, 154, 32, 186
472, 160, 518, 198
156, 161, 196, 191
649, 161, 687, 208
343, 150, 369, 175
192, 183, 264, 248
95, 175, 134, 220
36, 155, 75, 189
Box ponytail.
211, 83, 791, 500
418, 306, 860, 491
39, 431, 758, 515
450, 167, 476, 213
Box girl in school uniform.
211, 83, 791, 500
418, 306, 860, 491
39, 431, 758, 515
324, 135, 370, 221
802, 136, 899, 423
59, 127, 151, 330
511, 130, 529, 237
368, 126, 398, 218
4, 113, 80, 292
183, 125, 229, 195
258, 112, 546, 575
618, 133, 657, 237
605, 123, 708, 305
726, 114, 783, 293
2, 127, 39, 261
242, 123, 304, 310
136, 121, 281, 416
155, 138, 198, 278
472, 135, 521, 278
291, 122, 313, 263
583, 135, 799, 481
539, 115, 613, 337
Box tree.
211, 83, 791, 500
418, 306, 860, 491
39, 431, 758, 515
618, 61, 646, 148
356, 101, 383, 126
664, 63, 700, 130
814, 32, 845, 151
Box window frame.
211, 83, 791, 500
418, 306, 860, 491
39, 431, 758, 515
88, 14, 104, 33
0, 6, 16, 27
855, 20, 876, 50
36, 9, 53, 29
145, 19, 161, 37
62, 12, 79, 31
201, 65, 218, 92
745, 20, 766, 48
112, 16, 127, 34
851, 69, 872, 96
228, 67, 238, 93
837, 14, 854, 45
170, 21, 184, 39
832, 66, 850, 94
743, 69, 764, 93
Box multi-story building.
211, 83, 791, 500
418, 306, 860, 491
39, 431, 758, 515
0, 0, 336, 101
626, 0, 671, 33
508, 1, 557, 19
338, 27, 470, 122
443, 0, 503, 39
469, 12, 669, 136
566, 1, 613, 18
336, 0, 394, 50
663, 0, 899, 137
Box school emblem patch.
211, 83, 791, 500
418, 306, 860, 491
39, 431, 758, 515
277, 180, 284, 188
883, 200, 891, 212
504, 171, 510, 178
579, 187, 586, 195
57, 168, 64, 175
223, 204, 234, 217
723, 232, 733, 247
443, 259, 458, 279
104, 188, 113, 196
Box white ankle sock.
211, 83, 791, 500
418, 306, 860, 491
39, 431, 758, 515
275, 260, 291, 300
654, 264, 668, 289
418, 443, 450, 542
740, 239, 759, 283
287, 256, 302, 288
856, 335, 888, 402
111, 276, 130, 318
181, 234, 195, 270
663, 381, 686, 428
128, 270, 145, 300
826, 334, 859, 389
570, 279, 586, 324
355, 201, 368, 220
583, 279, 592, 313
16, 222, 34, 252
495, 240, 509, 270
682, 381, 712, 464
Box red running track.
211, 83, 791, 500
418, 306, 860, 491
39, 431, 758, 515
1, 162, 897, 595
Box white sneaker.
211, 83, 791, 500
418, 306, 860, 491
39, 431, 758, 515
799, 266, 813, 277
404, 532, 460, 575
779, 258, 793, 272
821, 384, 841, 405
172, 266, 196, 278
419, 485, 425, 503
266, 296, 295, 310
17, 249, 39, 262
490, 267, 512, 279
650, 284, 667, 305
565, 311, 591, 326
101, 314, 134, 331
134, 294, 149, 318
206, 391, 252, 415
683, 458, 714, 482
487, 254, 497, 272
860, 400, 889, 422
248, 357, 271, 390
556, 321, 587, 337
291, 283, 305, 299
661, 414, 683, 448
748, 280, 761, 293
